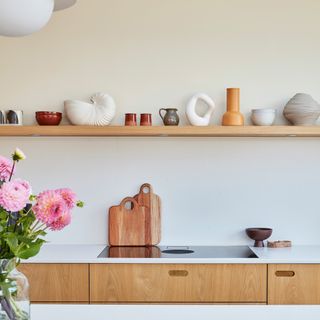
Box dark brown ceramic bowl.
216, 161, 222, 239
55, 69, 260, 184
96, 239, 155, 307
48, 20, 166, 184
246, 228, 273, 247
36, 112, 62, 126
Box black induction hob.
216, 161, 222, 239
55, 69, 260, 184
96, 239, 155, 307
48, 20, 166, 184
97, 246, 258, 259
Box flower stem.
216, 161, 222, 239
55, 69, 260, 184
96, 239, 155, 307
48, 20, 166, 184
1, 291, 15, 320
8, 161, 16, 182
30, 220, 40, 232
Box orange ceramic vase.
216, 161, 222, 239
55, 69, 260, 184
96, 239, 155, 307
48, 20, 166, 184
222, 88, 244, 126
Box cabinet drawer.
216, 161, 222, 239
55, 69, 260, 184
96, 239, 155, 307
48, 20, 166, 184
19, 264, 89, 303
90, 264, 267, 303
268, 264, 320, 304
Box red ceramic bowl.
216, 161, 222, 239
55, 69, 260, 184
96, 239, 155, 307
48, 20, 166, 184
36, 112, 62, 126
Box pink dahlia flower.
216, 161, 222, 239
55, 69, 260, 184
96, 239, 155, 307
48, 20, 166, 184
49, 210, 72, 231
0, 179, 31, 212
15, 178, 32, 195
33, 190, 68, 225
0, 156, 14, 182
57, 188, 77, 209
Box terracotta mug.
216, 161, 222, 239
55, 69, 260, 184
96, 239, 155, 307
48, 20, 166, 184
140, 113, 152, 126
125, 113, 137, 126
159, 108, 179, 126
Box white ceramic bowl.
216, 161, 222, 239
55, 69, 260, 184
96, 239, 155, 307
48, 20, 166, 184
251, 109, 276, 126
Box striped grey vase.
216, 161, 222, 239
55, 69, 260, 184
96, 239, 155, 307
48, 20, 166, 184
283, 93, 320, 126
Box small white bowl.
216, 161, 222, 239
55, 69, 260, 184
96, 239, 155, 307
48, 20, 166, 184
251, 109, 276, 126
252, 108, 276, 113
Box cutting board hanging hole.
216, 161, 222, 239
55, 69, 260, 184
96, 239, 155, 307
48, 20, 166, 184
143, 186, 150, 194
124, 201, 134, 210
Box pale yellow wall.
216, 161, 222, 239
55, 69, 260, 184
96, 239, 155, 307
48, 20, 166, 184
0, 0, 319, 245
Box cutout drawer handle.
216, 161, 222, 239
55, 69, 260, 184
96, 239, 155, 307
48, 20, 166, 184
275, 271, 295, 277
168, 270, 189, 277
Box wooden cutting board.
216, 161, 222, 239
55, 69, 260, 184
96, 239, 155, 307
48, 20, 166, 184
109, 197, 147, 246
134, 183, 161, 246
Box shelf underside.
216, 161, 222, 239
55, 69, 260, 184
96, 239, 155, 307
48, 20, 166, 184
0, 126, 320, 137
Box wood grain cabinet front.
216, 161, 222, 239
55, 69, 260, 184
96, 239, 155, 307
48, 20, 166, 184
19, 264, 89, 303
90, 264, 267, 303
268, 264, 320, 304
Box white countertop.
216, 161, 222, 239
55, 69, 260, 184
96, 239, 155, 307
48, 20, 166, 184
251, 246, 320, 263
30, 305, 320, 320
22, 244, 320, 264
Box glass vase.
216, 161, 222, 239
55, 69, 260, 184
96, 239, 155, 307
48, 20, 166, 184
0, 259, 29, 320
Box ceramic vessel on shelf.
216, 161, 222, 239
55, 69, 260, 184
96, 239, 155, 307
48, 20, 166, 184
159, 108, 179, 126
246, 228, 273, 247
186, 93, 215, 126
125, 113, 137, 126
6, 110, 23, 125
0, 110, 23, 125
222, 88, 244, 126
64, 92, 116, 126
36, 111, 62, 126
251, 108, 276, 126
140, 113, 152, 126
283, 93, 320, 126
0, 111, 5, 124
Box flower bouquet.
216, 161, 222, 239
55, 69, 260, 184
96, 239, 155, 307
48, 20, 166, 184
0, 149, 83, 320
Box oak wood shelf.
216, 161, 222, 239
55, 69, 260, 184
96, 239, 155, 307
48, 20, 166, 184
1, 125, 320, 137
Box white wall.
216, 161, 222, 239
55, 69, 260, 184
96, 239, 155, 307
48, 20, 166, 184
0, 0, 320, 245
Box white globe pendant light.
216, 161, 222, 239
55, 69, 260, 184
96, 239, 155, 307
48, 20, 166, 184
0, 0, 77, 37
54, 0, 77, 11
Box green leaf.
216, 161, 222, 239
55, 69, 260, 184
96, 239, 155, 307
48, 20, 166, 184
0, 210, 7, 220
16, 235, 34, 244
32, 230, 47, 237
16, 239, 45, 259
4, 235, 18, 254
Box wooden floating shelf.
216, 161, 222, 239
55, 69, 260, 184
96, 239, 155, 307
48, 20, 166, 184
0, 125, 320, 137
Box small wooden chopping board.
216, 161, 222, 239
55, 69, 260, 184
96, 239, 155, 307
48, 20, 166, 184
108, 197, 147, 246
134, 183, 161, 246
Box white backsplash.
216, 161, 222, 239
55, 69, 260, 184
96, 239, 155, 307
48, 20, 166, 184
0, 138, 319, 245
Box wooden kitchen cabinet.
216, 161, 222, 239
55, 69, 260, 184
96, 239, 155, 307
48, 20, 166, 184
90, 264, 267, 303
268, 264, 320, 304
22, 262, 320, 304
19, 264, 89, 303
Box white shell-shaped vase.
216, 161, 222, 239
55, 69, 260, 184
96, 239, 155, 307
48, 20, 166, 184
64, 93, 116, 126
186, 93, 215, 126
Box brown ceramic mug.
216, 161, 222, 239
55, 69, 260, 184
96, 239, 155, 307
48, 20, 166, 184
125, 113, 137, 126
140, 113, 152, 126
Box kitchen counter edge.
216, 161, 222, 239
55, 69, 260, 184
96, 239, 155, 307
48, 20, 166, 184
20, 245, 320, 264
